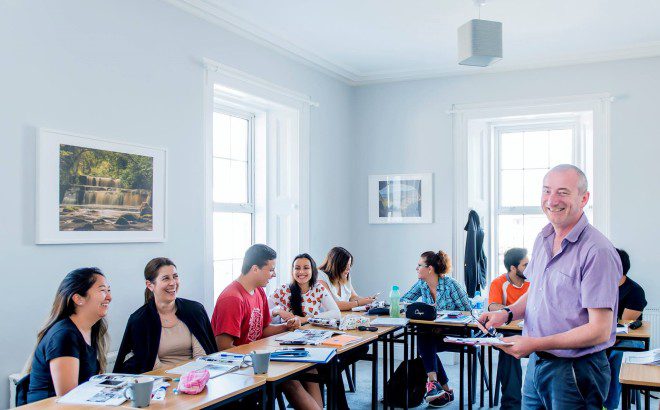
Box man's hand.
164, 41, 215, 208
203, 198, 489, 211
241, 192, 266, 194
500, 335, 539, 359
285, 317, 301, 330
477, 310, 509, 331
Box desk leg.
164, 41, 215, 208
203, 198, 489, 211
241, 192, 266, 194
372, 340, 378, 410
467, 347, 473, 410
261, 384, 267, 410
383, 336, 389, 409
459, 347, 464, 409
644, 389, 650, 409
267, 382, 276, 410
389, 331, 394, 378
328, 357, 338, 410
488, 346, 493, 408
480, 345, 485, 408
403, 326, 409, 410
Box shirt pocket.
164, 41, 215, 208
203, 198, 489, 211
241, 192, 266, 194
546, 269, 580, 306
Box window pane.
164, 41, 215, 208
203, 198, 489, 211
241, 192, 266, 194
213, 212, 252, 261
213, 112, 231, 158
213, 260, 233, 303
523, 214, 548, 252
500, 132, 523, 170
548, 129, 573, 166
213, 158, 248, 203
523, 169, 546, 206
523, 131, 549, 169
500, 170, 524, 207
230, 117, 248, 161
498, 214, 524, 272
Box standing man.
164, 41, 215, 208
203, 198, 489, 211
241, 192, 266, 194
488, 247, 530, 409
479, 164, 622, 409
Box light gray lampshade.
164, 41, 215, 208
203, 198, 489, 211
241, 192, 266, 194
457, 19, 503, 67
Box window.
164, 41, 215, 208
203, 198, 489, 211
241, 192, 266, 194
494, 123, 592, 272
212, 110, 254, 301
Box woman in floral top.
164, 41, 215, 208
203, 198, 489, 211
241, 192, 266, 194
400, 250, 471, 408
269, 253, 340, 324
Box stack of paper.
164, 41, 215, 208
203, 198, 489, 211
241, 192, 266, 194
623, 349, 660, 366
166, 361, 240, 378
435, 314, 472, 324
444, 336, 514, 346
370, 317, 409, 327
322, 334, 362, 347
275, 329, 339, 345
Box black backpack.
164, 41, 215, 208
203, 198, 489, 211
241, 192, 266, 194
384, 357, 427, 408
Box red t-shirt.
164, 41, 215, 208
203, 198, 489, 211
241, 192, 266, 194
211, 280, 272, 346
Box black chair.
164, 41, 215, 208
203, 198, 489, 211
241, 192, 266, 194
15, 374, 30, 407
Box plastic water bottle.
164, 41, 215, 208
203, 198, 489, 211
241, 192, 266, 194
471, 291, 484, 317
389, 285, 401, 318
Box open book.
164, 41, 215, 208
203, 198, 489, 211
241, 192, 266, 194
166, 353, 246, 378
275, 329, 340, 345
57, 374, 168, 406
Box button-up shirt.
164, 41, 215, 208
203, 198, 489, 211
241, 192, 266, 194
400, 277, 472, 312
524, 214, 621, 358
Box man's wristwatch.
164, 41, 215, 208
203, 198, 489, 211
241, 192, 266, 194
502, 307, 513, 325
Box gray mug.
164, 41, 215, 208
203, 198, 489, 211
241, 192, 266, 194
250, 350, 271, 374
124, 379, 154, 408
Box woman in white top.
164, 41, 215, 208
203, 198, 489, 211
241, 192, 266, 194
318, 247, 375, 310
270, 253, 340, 323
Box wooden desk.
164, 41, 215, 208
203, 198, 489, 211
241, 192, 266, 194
620, 362, 660, 410
17, 371, 267, 410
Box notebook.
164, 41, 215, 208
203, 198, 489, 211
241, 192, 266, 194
269, 347, 337, 364
322, 334, 362, 347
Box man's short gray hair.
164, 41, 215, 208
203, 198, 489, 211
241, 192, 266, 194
546, 164, 588, 194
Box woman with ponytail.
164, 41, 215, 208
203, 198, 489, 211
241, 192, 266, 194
400, 250, 471, 407
25, 268, 111, 403
114, 258, 217, 374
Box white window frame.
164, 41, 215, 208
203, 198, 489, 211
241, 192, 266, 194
451, 93, 611, 288
203, 58, 316, 312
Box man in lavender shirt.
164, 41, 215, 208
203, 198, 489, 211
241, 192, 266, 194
479, 164, 621, 409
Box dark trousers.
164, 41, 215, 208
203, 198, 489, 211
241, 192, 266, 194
497, 350, 522, 410
417, 333, 450, 385
522, 351, 610, 410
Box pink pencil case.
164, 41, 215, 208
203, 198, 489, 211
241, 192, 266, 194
177, 369, 210, 394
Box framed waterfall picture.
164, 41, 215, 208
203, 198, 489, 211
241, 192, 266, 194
36, 128, 166, 244
368, 173, 433, 224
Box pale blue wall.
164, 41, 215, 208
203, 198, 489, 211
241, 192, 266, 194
0, 0, 352, 406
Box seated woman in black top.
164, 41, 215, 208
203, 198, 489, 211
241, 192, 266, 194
115, 257, 217, 373
26, 267, 112, 403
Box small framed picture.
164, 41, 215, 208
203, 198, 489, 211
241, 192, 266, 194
368, 173, 433, 224
36, 128, 166, 244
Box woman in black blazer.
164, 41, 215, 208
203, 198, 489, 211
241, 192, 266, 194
114, 258, 217, 373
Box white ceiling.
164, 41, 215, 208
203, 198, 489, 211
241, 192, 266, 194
165, 0, 660, 85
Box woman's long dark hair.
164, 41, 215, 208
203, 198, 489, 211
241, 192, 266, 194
318, 246, 353, 285
24, 268, 109, 374
289, 253, 318, 317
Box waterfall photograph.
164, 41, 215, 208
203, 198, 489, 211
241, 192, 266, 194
58, 144, 154, 231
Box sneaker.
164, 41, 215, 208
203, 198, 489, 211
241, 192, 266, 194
424, 381, 444, 402
428, 390, 454, 408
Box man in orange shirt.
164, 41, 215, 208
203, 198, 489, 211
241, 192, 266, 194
488, 248, 529, 410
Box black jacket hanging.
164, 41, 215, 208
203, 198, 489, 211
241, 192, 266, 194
114, 298, 217, 374
464, 210, 487, 298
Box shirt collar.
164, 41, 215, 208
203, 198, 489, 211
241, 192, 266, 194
541, 213, 589, 242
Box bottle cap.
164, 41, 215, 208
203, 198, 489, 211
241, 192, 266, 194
392, 285, 399, 290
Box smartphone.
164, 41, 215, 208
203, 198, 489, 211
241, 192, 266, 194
98, 379, 125, 387
279, 340, 306, 345
371, 292, 381, 299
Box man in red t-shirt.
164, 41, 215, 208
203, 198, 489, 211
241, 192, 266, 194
212, 244, 322, 410
487, 247, 529, 410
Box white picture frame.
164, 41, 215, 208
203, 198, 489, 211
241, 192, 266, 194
368, 173, 433, 224
36, 128, 167, 244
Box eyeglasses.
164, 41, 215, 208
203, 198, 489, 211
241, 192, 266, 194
417, 264, 429, 268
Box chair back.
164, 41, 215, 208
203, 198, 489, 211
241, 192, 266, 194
15, 374, 30, 406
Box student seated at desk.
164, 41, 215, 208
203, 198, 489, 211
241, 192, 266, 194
212, 244, 322, 410
25, 268, 112, 403
604, 248, 648, 410
114, 258, 217, 373
317, 246, 376, 310
400, 250, 472, 408
269, 253, 341, 323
